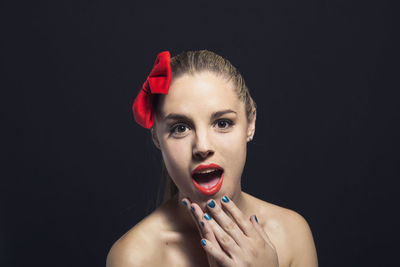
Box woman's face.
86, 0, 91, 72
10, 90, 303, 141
153, 72, 255, 207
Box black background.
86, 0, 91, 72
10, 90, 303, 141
1, 0, 399, 266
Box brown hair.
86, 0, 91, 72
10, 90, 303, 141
153, 50, 257, 206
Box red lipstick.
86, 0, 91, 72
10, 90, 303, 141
191, 163, 224, 195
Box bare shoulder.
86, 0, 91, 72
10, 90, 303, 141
244, 193, 318, 267
106, 208, 169, 267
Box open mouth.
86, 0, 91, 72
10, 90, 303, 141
191, 164, 224, 195
192, 169, 223, 189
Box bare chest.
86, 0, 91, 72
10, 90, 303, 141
161, 237, 210, 267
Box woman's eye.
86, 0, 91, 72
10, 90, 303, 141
170, 124, 190, 136
215, 119, 233, 129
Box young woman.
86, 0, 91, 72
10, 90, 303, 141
107, 50, 318, 267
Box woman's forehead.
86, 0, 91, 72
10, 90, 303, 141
159, 72, 244, 117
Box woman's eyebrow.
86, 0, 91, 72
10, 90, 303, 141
163, 113, 191, 122
211, 109, 237, 120
163, 109, 236, 121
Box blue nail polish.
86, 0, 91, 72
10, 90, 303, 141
254, 215, 258, 223
201, 239, 206, 246
204, 213, 211, 220
200, 221, 204, 227
181, 200, 187, 206
222, 196, 229, 203
191, 206, 195, 212
208, 200, 215, 208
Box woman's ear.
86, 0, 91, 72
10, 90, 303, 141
151, 127, 161, 149
247, 110, 256, 142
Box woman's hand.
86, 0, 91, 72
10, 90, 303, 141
181, 196, 279, 267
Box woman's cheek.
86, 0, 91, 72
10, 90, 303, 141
215, 131, 247, 176
215, 131, 247, 156
162, 139, 191, 177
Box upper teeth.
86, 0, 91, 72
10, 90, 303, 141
197, 168, 218, 174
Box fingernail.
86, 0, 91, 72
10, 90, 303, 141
254, 215, 258, 223
200, 221, 204, 227
191, 206, 195, 212
207, 200, 215, 208
222, 196, 229, 203
201, 239, 206, 246
204, 213, 211, 220
181, 200, 187, 206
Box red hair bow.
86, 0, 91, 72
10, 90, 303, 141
132, 51, 172, 129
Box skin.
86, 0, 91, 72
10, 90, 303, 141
106, 72, 318, 267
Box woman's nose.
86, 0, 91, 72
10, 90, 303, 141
192, 131, 214, 160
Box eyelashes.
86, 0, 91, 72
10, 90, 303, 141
170, 123, 190, 136
169, 119, 235, 137
214, 119, 233, 129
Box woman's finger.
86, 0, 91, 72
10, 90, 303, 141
181, 198, 202, 233
187, 200, 242, 258
206, 199, 247, 247
182, 199, 220, 248
200, 238, 232, 267
203, 212, 242, 257
220, 196, 258, 238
